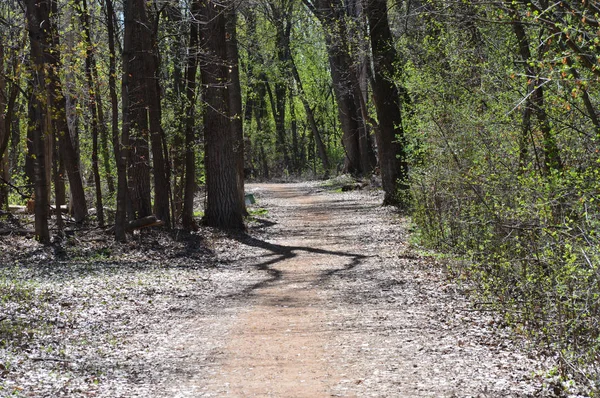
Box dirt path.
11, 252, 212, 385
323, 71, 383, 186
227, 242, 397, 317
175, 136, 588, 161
204, 185, 360, 397
0, 182, 564, 397
164, 183, 548, 397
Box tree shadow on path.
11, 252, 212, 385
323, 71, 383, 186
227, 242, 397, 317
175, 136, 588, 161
228, 230, 369, 297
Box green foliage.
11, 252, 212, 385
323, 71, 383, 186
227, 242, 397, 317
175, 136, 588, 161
404, 0, 600, 390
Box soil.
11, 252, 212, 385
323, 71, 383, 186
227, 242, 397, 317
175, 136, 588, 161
0, 182, 567, 397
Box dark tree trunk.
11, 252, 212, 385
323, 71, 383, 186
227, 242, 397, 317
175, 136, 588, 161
182, 0, 201, 231
271, 2, 293, 173
305, 0, 372, 175
24, 0, 50, 243
106, 0, 128, 241
170, 4, 186, 224
122, 0, 153, 220
0, 41, 17, 208
200, 0, 244, 230
122, 0, 170, 226
48, 0, 88, 223
77, 0, 104, 226
225, 6, 246, 215
148, 17, 171, 228
36, 0, 88, 223
510, 7, 562, 175
53, 133, 64, 237
366, 0, 409, 206
76, 0, 114, 195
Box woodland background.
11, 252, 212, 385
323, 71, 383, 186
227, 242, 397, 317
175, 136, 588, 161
1, 0, 600, 392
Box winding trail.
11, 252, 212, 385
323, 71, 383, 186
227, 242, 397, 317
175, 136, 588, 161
165, 183, 544, 397
206, 185, 363, 397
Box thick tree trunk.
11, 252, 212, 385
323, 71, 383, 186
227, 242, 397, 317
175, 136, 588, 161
123, 0, 153, 220
366, 0, 409, 206
200, 0, 244, 230
307, 0, 372, 175
122, 0, 171, 227
225, 7, 247, 215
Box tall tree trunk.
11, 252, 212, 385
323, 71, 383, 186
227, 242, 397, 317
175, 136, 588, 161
170, 4, 186, 225
77, 0, 104, 226
148, 15, 171, 228
46, 0, 88, 223
182, 0, 201, 231
0, 41, 11, 209
200, 0, 244, 230
53, 133, 64, 237
305, 0, 371, 175
510, 7, 563, 175
226, 6, 246, 215
123, 0, 153, 220
107, 0, 128, 241
366, 0, 409, 206
122, 0, 170, 227
76, 0, 114, 194
25, 0, 51, 243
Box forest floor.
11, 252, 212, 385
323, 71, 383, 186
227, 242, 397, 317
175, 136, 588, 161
0, 181, 579, 397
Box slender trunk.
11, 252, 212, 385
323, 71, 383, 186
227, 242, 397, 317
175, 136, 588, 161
182, 0, 200, 230
366, 0, 409, 205
47, 0, 88, 223
511, 8, 562, 175
171, 5, 186, 224
0, 41, 9, 208
106, 0, 128, 241
53, 133, 64, 237
149, 16, 171, 228
77, 0, 104, 226
25, 0, 50, 243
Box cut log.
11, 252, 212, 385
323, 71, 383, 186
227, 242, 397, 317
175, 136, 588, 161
126, 215, 164, 231
8, 205, 28, 214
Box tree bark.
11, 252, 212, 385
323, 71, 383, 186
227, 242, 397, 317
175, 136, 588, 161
24, 0, 51, 243
106, 0, 128, 241
182, 0, 201, 231
122, 0, 171, 227
510, 6, 563, 175
366, 0, 409, 206
122, 0, 153, 220
225, 6, 247, 215
77, 0, 104, 226
46, 0, 88, 223
304, 0, 372, 175
200, 0, 245, 230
